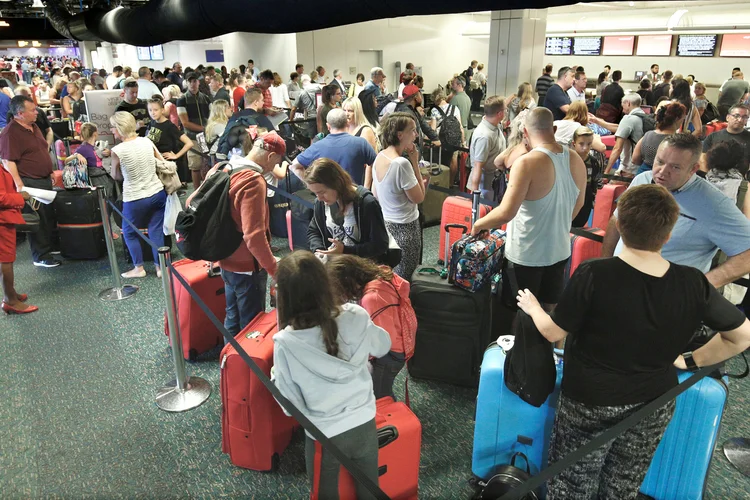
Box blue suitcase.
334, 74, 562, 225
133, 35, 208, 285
472, 340, 563, 480
640, 371, 728, 500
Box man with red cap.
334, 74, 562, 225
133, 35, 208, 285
395, 84, 441, 156
214, 131, 287, 336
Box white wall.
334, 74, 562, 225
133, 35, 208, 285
296, 14, 490, 93
105, 40, 224, 72
221, 33, 297, 76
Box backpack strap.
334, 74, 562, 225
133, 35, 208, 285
355, 125, 369, 138
436, 105, 448, 118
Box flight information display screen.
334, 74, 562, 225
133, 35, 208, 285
545, 37, 573, 55
573, 37, 603, 56
636, 35, 673, 56
603, 36, 635, 56
676, 35, 718, 57
720, 34, 750, 57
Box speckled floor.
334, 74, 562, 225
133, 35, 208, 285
2, 224, 749, 499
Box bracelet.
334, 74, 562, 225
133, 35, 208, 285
682, 351, 698, 371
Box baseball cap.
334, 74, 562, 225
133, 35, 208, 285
186, 72, 200, 81
257, 131, 287, 156
402, 84, 420, 99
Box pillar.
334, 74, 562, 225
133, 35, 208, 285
220, 32, 298, 75
79, 41, 99, 69
487, 9, 548, 98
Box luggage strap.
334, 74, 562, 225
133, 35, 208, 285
169, 266, 390, 500
498, 362, 721, 500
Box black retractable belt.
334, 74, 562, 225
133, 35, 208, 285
569, 227, 604, 243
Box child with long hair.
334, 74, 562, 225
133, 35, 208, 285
327, 255, 416, 399
273, 251, 391, 498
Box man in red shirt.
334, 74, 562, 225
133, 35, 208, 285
216, 131, 286, 335
0, 95, 60, 267
254, 70, 276, 116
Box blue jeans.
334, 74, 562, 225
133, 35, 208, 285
122, 190, 167, 266
221, 268, 268, 338
636, 163, 652, 176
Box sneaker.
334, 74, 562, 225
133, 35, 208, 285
34, 259, 61, 268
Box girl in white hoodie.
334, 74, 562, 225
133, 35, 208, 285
272, 251, 391, 499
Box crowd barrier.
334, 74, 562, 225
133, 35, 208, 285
89, 156, 749, 499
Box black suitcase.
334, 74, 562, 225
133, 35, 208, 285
54, 188, 107, 260
268, 170, 304, 238
288, 188, 316, 251
407, 266, 495, 387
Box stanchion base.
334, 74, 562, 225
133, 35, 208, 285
724, 438, 750, 477
99, 285, 139, 302
155, 377, 211, 412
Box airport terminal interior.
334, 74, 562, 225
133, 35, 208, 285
3, 0, 750, 498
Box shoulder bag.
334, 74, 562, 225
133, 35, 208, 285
152, 144, 182, 195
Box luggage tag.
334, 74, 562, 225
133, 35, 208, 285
497, 335, 514, 353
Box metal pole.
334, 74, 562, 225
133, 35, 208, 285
97, 187, 139, 301
155, 246, 211, 412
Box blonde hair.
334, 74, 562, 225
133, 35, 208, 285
310, 70, 319, 82
564, 101, 590, 125
342, 97, 367, 129
162, 84, 181, 100
80, 122, 98, 141
109, 111, 137, 139
206, 99, 230, 129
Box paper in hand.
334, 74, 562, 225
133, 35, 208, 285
21, 186, 57, 205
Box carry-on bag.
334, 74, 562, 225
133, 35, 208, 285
449, 228, 506, 292
639, 371, 729, 499
165, 259, 226, 360
286, 188, 316, 251
269, 169, 304, 238
566, 228, 605, 279
54, 188, 106, 259
311, 396, 422, 500
220, 310, 298, 471
420, 146, 450, 226
472, 340, 562, 481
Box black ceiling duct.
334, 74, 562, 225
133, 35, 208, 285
43, 0, 580, 46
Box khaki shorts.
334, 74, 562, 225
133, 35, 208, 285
187, 150, 206, 171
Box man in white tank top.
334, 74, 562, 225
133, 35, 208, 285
472, 107, 587, 311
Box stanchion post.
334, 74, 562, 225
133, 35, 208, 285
97, 187, 139, 301
155, 246, 211, 412
471, 189, 481, 226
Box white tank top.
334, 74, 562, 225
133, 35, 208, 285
505, 146, 580, 267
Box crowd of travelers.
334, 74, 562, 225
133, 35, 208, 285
2, 52, 750, 499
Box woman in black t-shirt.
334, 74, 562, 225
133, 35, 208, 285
517, 184, 750, 500
146, 97, 193, 184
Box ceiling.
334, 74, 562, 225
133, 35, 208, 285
0, 0, 149, 19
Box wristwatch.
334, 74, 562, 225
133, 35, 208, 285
682, 351, 698, 372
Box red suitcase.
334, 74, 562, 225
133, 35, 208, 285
311, 397, 422, 500
566, 228, 605, 278
591, 183, 626, 230
165, 259, 226, 360
220, 310, 298, 471
601, 135, 616, 160
438, 196, 491, 264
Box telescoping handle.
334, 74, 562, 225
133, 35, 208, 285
471, 190, 481, 227
444, 223, 468, 268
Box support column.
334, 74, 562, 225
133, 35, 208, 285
220, 33, 298, 75
487, 9, 547, 98
80, 41, 99, 69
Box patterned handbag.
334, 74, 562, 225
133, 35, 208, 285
62, 156, 92, 189
448, 229, 506, 292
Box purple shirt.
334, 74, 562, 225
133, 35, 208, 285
76, 142, 102, 169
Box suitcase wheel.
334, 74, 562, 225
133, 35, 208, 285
270, 453, 280, 472
188, 348, 199, 362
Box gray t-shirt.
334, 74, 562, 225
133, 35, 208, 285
468, 118, 506, 195
718, 79, 750, 108
614, 108, 646, 174
451, 91, 472, 130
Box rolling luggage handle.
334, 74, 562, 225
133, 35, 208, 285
207, 261, 221, 278
444, 223, 468, 278
428, 144, 442, 175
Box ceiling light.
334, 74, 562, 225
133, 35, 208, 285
629, 1, 634, 6
667, 9, 688, 31
0, 20, 8, 27
32, 41, 41, 47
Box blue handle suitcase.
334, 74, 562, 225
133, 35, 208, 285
472, 341, 563, 480
639, 371, 728, 499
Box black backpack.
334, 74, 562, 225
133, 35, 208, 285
174, 162, 261, 261
640, 113, 656, 133
436, 104, 463, 149
376, 92, 397, 114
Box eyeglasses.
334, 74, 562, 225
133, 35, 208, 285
728, 113, 749, 121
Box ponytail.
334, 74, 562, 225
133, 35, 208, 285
320, 315, 340, 357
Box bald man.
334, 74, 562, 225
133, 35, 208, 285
472, 107, 586, 312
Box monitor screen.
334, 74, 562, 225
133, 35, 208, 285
634, 71, 646, 81
149, 45, 164, 61
137, 47, 151, 61
720, 34, 750, 57
545, 37, 572, 56
315, 92, 323, 108
603, 36, 635, 56
636, 35, 673, 56
573, 37, 603, 56
676, 35, 718, 57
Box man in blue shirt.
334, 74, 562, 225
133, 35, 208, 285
602, 133, 750, 288
0, 91, 10, 129
364, 67, 386, 98
290, 108, 376, 185
542, 66, 574, 121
